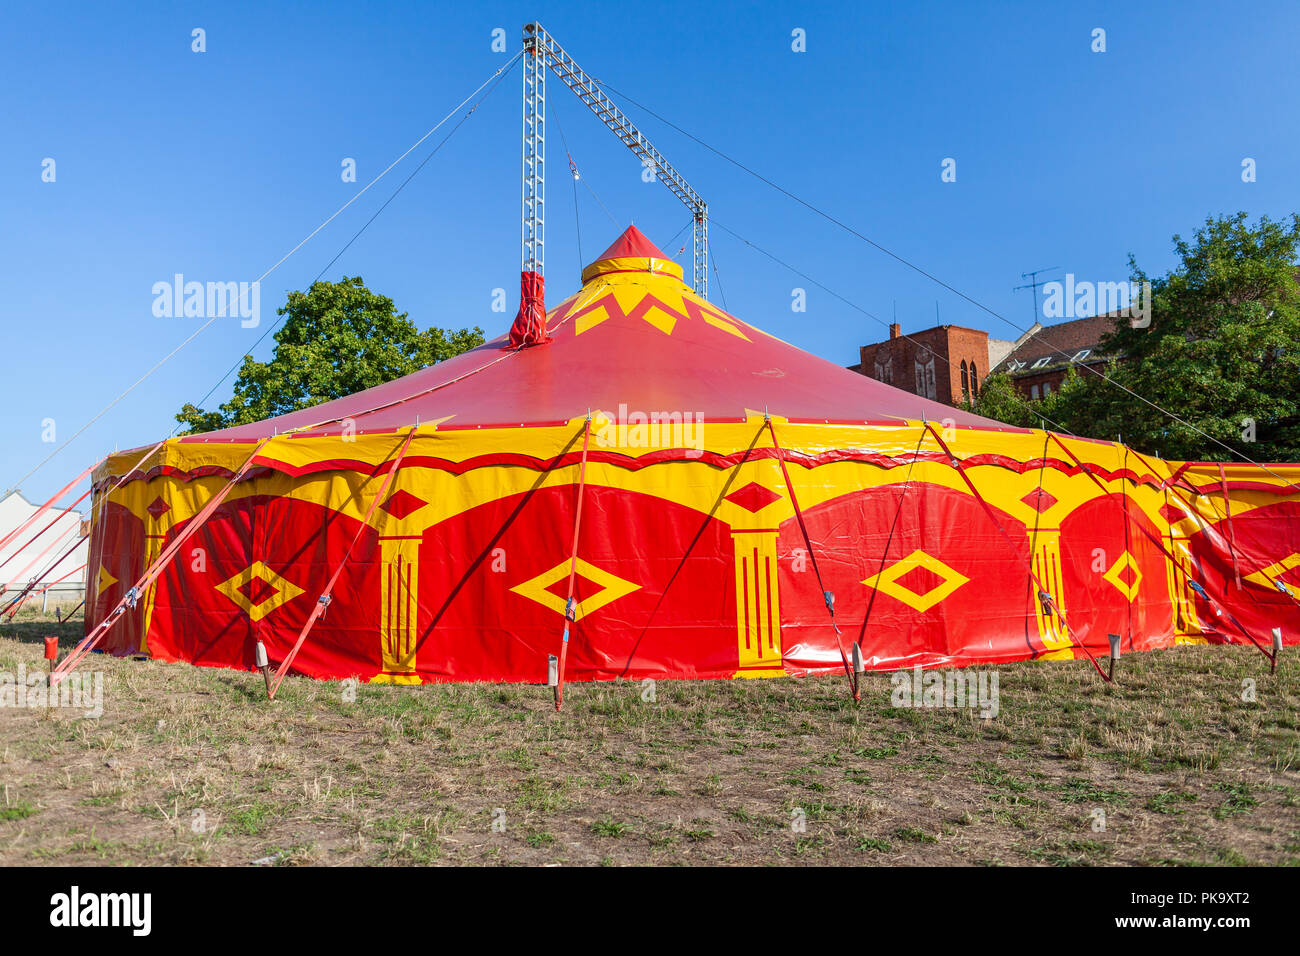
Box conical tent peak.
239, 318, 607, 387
581, 225, 685, 285
591, 225, 671, 264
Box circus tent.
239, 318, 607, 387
80, 226, 1300, 693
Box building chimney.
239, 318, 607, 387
889, 322, 901, 339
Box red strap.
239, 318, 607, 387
5, 563, 87, 620
766, 417, 859, 700
53, 438, 271, 685
1049, 435, 1196, 572
4, 483, 94, 567
2, 536, 85, 617
0, 458, 102, 553
925, 423, 1111, 681
1127, 446, 1295, 605
1218, 463, 1243, 589
269, 430, 417, 697
1055, 436, 1276, 665
38, 563, 85, 594
10, 439, 169, 612
554, 417, 592, 711
860, 427, 929, 639
2, 528, 82, 603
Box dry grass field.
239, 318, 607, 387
0, 613, 1296, 866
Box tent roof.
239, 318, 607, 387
183, 227, 1008, 442
593, 223, 663, 261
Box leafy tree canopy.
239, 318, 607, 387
176, 276, 484, 434
971, 212, 1300, 461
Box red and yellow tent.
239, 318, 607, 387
84, 226, 1300, 688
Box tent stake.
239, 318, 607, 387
1107, 633, 1121, 683
255, 640, 273, 698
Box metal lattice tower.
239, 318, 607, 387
521, 33, 546, 275
522, 21, 709, 298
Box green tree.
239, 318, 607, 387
176, 276, 484, 434
973, 213, 1300, 461
965, 372, 1036, 427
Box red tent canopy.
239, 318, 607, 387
185, 226, 1005, 442
85, 225, 1300, 689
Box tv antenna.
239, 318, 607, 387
1013, 266, 1060, 323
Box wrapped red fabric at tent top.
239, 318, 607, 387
83, 226, 1300, 688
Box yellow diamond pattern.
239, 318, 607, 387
1244, 552, 1300, 591
510, 558, 640, 622
1103, 551, 1142, 602
862, 549, 969, 613
214, 561, 306, 622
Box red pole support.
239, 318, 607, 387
44, 635, 59, 674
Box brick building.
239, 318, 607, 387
991, 313, 1117, 399
851, 313, 1121, 406
851, 323, 1017, 407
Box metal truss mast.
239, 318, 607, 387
521, 21, 709, 298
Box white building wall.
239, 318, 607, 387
0, 492, 89, 589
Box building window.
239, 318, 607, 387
1031, 357, 1051, 370
1031, 384, 1040, 399
1042, 381, 1052, 396
1072, 349, 1091, 363
914, 356, 936, 400
970, 362, 978, 396
960, 361, 969, 401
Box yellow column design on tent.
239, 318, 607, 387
720, 421, 795, 678
985, 462, 1079, 662
137, 480, 180, 656
731, 529, 783, 675
375, 535, 421, 683
1028, 528, 1074, 659
1163, 499, 1209, 644
364, 457, 436, 685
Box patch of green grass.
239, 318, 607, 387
1053, 778, 1131, 805
972, 764, 1030, 793
222, 801, 279, 836
591, 818, 628, 837
1213, 846, 1252, 866
514, 775, 573, 813
0, 630, 1295, 867
1212, 782, 1258, 820
1146, 791, 1199, 814
728, 806, 753, 824
0, 802, 38, 822
1027, 839, 1113, 866
856, 747, 898, 759
81, 790, 125, 808
794, 835, 828, 853
857, 837, 892, 852
894, 826, 936, 844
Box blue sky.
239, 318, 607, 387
4, 0, 1299, 501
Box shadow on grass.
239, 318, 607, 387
0, 616, 84, 647
211, 671, 275, 703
